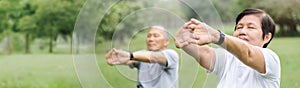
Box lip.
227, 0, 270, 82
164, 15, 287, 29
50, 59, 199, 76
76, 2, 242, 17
147, 43, 156, 46
238, 36, 248, 41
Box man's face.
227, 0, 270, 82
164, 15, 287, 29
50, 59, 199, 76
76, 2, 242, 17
146, 29, 169, 51
233, 15, 267, 47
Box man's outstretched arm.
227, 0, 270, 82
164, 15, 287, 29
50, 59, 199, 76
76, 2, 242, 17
105, 48, 167, 66
188, 18, 267, 73
175, 21, 216, 71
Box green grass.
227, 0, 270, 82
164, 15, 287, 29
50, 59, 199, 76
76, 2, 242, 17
268, 37, 300, 87
0, 54, 80, 88
0, 30, 300, 87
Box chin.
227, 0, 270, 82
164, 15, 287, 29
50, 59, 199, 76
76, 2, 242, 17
148, 48, 159, 51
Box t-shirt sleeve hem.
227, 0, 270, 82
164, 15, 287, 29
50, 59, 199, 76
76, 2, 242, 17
162, 49, 178, 68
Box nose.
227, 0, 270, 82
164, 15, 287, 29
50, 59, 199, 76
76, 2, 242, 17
147, 36, 154, 41
238, 27, 247, 36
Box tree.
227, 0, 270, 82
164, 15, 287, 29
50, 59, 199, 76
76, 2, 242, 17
261, 0, 300, 36
98, 0, 143, 43
237, 0, 300, 36
18, 15, 36, 53
209, 0, 300, 37
0, 0, 23, 54
33, 0, 84, 53
17, 0, 36, 53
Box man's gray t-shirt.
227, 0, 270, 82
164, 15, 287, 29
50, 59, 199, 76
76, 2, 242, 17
132, 49, 179, 88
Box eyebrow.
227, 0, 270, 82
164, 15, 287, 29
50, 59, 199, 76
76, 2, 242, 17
237, 22, 259, 26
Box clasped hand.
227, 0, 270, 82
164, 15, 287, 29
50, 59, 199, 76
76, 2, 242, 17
175, 18, 218, 48
105, 48, 131, 65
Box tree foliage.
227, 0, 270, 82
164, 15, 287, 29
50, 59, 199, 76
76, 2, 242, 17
0, 0, 299, 54
214, 0, 300, 36
0, 0, 84, 53
98, 0, 143, 43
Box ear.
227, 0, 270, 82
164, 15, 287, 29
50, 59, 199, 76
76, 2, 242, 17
263, 33, 272, 44
164, 39, 170, 47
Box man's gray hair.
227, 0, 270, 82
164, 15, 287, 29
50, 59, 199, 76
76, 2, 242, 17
150, 26, 169, 40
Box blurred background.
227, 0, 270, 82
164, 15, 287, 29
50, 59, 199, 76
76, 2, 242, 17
0, 0, 299, 88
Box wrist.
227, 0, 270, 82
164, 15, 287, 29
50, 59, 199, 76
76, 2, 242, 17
129, 52, 134, 60
214, 30, 225, 45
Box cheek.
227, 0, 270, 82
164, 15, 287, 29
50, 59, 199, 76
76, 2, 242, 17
233, 31, 239, 37
158, 39, 166, 45
248, 32, 264, 43
249, 31, 262, 39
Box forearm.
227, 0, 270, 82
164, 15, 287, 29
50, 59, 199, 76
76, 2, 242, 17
182, 44, 215, 71
221, 36, 253, 63
182, 44, 202, 61
220, 35, 265, 73
132, 51, 167, 65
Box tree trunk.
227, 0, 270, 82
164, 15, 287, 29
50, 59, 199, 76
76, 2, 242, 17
25, 33, 30, 53
287, 22, 298, 36
49, 36, 53, 53
49, 29, 53, 53
70, 34, 72, 54
76, 33, 80, 54
279, 23, 285, 36
6, 34, 12, 55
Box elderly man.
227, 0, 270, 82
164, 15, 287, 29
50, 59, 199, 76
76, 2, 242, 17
175, 9, 280, 88
106, 26, 179, 88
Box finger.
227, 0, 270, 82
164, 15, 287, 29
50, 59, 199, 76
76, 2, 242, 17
112, 61, 121, 65
187, 38, 199, 45
107, 58, 114, 66
111, 49, 118, 61
187, 24, 198, 32
106, 50, 114, 66
183, 21, 193, 29
190, 18, 202, 25
175, 40, 189, 48
113, 48, 124, 55
193, 32, 201, 40
112, 48, 117, 52
105, 49, 113, 59
175, 41, 182, 48
180, 23, 189, 31
180, 41, 189, 48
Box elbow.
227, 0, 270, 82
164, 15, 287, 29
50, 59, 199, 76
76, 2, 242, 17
241, 47, 255, 65
245, 57, 254, 66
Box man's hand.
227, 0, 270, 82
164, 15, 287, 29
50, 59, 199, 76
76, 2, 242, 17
186, 18, 219, 45
105, 48, 131, 65
105, 49, 115, 66
175, 22, 194, 48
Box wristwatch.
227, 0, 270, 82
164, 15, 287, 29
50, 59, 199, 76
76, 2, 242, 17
130, 52, 134, 60
214, 30, 225, 45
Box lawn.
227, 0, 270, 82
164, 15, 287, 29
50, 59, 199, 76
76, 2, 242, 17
0, 37, 299, 87
0, 54, 80, 88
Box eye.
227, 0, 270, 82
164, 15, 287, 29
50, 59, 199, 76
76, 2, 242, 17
147, 34, 151, 38
236, 26, 243, 30
248, 26, 256, 29
154, 34, 160, 37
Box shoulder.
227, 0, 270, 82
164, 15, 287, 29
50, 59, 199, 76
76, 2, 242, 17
259, 48, 279, 61
162, 49, 178, 56
258, 48, 281, 79
162, 49, 177, 54
162, 49, 179, 60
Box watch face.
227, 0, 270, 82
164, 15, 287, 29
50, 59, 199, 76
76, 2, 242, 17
215, 30, 225, 45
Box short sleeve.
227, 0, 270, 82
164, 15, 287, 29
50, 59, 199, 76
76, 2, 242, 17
259, 48, 280, 79
207, 48, 227, 74
162, 49, 179, 68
